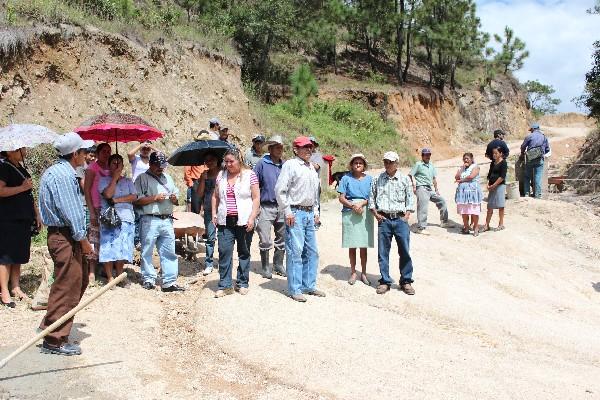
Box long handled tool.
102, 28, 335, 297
0, 272, 127, 369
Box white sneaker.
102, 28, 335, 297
203, 265, 213, 276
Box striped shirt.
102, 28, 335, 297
38, 159, 87, 241
368, 170, 415, 214
226, 171, 258, 215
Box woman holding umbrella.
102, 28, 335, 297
0, 147, 42, 307
84, 142, 111, 282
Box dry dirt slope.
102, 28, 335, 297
1, 125, 598, 400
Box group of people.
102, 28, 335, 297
0, 118, 551, 356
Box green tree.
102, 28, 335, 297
588, 0, 600, 14
493, 26, 529, 74
576, 41, 600, 120
523, 80, 561, 116
289, 64, 318, 116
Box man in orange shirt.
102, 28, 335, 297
184, 165, 207, 213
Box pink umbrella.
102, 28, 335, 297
75, 113, 163, 152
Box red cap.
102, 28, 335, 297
293, 136, 313, 147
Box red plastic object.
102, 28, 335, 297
323, 154, 336, 185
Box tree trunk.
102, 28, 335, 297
402, 1, 413, 83
395, 0, 405, 83
426, 44, 433, 85
450, 59, 457, 89
365, 32, 375, 71
258, 30, 274, 82
333, 36, 338, 75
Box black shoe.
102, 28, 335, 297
142, 282, 155, 290
1, 299, 16, 308
273, 269, 287, 278
41, 342, 81, 356
161, 284, 185, 292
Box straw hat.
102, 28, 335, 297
264, 135, 284, 147
348, 153, 368, 170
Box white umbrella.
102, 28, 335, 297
0, 124, 59, 151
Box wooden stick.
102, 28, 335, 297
0, 272, 127, 369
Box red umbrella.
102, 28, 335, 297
75, 113, 163, 151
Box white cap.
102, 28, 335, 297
209, 117, 221, 125
383, 151, 399, 162
54, 132, 95, 156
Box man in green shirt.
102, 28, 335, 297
134, 151, 184, 292
408, 148, 448, 234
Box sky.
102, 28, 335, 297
476, 0, 600, 113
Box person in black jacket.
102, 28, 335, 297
485, 129, 510, 160
483, 147, 508, 232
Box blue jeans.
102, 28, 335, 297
217, 225, 254, 289
139, 216, 178, 287
524, 158, 544, 198
203, 209, 216, 268
377, 218, 414, 285
285, 209, 319, 295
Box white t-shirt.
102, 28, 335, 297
131, 155, 150, 181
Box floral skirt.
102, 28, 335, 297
99, 221, 135, 263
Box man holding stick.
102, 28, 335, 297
38, 132, 95, 356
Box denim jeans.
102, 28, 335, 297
203, 209, 216, 268
285, 209, 319, 295
377, 217, 414, 285
217, 225, 254, 289
524, 158, 544, 198
139, 215, 179, 287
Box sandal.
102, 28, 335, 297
494, 225, 505, 231
348, 273, 357, 285
480, 225, 491, 233
460, 227, 470, 234
360, 273, 371, 286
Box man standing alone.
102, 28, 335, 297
38, 132, 95, 355
275, 136, 324, 302
408, 148, 448, 234
369, 151, 416, 295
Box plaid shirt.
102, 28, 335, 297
368, 170, 415, 214
38, 159, 87, 241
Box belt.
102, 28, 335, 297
47, 226, 72, 235
291, 205, 313, 212
379, 211, 405, 219
145, 214, 173, 220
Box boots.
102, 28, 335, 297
272, 249, 286, 277
260, 250, 272, 279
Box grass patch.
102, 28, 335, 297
252, 99, 414, 170
5, 0, 237, 58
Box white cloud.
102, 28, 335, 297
476, 0, 600, 112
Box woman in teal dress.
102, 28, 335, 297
338, 154, 374, 286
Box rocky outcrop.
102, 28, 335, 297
0, 24, 254, 153
320, 75, 531, 159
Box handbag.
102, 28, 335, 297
99, 198, 122, 228
525, 146, 543, 162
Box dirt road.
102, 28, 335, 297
1, 124, 599, 400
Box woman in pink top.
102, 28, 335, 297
84, 142, 111, 282
212, 149, 259, 298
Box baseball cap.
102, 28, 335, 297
54, 132, 94, 156
383, 151, 399, 162
252, 134, 266, 143
209, 117, 221, 125
293, 136, 313, 147
421, 148, 432, 155
493, 129, 506, 138
149, 151, 169, 168
308, 136, 319, 146
530, 123, 540, 130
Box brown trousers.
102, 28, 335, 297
39, 228, 88, 346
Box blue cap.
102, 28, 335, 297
421, 148, 432, 155
530, 123, 540, 130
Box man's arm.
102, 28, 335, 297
404, 177, 415, 216
52, 175, 87, 241
128, 144, 143, 163
275, 164, 293, 217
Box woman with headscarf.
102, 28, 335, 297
0, 148, 42, 307
454, 152, 483, 236
337, 154, 374, 285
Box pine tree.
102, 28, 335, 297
523, 80, 561, 117
290, 64, 318, 116
493, 26, 529, 74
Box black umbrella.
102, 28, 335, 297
167, 140, 231, 166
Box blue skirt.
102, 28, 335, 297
455, 181, 483, 205
99, 221, 135, 263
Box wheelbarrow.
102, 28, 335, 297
173, 211, 205, 261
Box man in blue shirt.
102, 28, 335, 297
38, 132, 95, 356
485, 129, 510, 160
520, 123, 550, 198
254, 135, 286, 279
